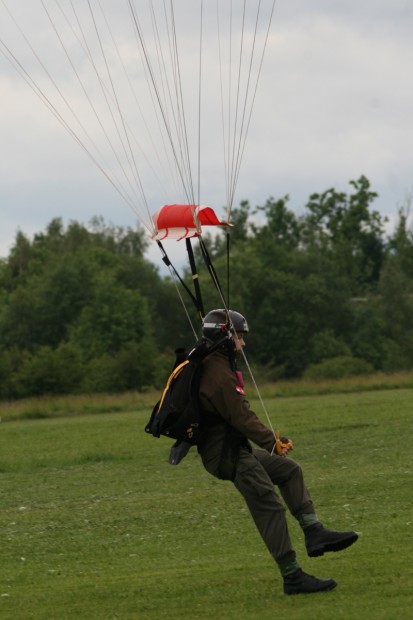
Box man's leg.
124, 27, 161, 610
252, 448, 358, 557
233, 448, 295, 564
251, 448, 316, 520
232, 448, 336, 594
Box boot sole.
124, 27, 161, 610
307, 532, 358, 557
284, 580, 337, 595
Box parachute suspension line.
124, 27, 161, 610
84, 0, 150, 219
195, 251, 273, 435
217, 0, 238, 221
226, 0, 234, 215
172, 277, 199, 342
198, 237, 228, 311
185, 238, 205, 319
216, 2, 230, 215
241, 348, 276, 438
146, 1, 186, 202
75, 0, 150, 216
158, 246, 199, 341
90, 0, 174, 210
216, 0, 277, 222
227, 0, 247, 215
216, 0, 244, 217
127, 0, 195, 206
127, 0, 180, 195
0, 4, 151, 233
40, 0, 146, 214
197, 0, 204, 209
197, 235, 275, 437
230, 0, 277, 209
226, 232, 231, 311
117, 0, 185, 205
147, 0, 189, 200
167, 0, 196, 206
7, 0, 151, 224
168, 1, 198, 206
156, 240, 203, 325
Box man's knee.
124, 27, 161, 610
234, 457, 276, 499
261, 453, 305, 487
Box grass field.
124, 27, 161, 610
1, 387, 412, 619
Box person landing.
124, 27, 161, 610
197, 308, 358, 595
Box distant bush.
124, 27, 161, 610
309, 329, 351, 363
380, 338, 412, 372
304, 355, 374, 380
81, 340, 160, 393
15, 343, 84, 397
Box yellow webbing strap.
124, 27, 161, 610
156, 360, 190, 413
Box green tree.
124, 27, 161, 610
252, 196, 302, 251
2, 176, 410, 396
68, 275, 154, 360
0, 218, 169, 397
302, 176, 387, 291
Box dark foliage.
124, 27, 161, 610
1, 178, 412, 399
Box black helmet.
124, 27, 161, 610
202, 309, 249, 341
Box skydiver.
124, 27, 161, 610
197, 309, 358, 595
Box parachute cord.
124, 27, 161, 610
157, 240, 201, 315
229, 0, 277, 213
199, 263, 275, 439
185, 238, 205, 319
91, 0, 174, 207
127, 0, 195, 205
216, 0, 277, 221
40, 0, 145, 211
240, 348, 276, 439
0, 19, 150, 232
197, 1, 204, 209
227, 0, 246, 214
167, 0, 196, 205
198, 234, 275, 441
226, 231, 231, 310
198, 236, 228, 309
196, 235, 275, 440
216, 2, 229, 213
166, 265, 199, 341
84, 0, 150, 217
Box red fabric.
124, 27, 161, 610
151, 204, 229, 240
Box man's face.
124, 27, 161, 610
233, 332, 246, 352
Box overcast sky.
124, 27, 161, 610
1, 1, 412, 269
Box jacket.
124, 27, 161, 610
197, 348, 276, 480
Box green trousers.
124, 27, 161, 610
232, 447, 314, 563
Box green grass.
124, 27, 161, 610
2, 369, 413, 423
1, 388, 412, 619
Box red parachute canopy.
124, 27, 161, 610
151, 204, 230, 240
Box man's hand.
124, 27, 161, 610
275, 431, 293, 456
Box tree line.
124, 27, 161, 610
1, 176, 412, 400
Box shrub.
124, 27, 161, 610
304, 355, 374, 380
15, 343, 84, 397
310, 329, 351, 363
81, 340, 159, 393
380, 339, 411, 372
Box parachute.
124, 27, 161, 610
0, 1, 282, 455
0, 0, 276, 325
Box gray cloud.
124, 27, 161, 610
1, 0, 412, 262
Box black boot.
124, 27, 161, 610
283, 568, 337, 595
305, 523, 358, 557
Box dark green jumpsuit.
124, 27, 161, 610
197, 348, 314, 564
